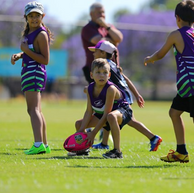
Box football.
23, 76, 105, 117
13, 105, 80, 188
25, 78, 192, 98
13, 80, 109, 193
63, 132, 91, 152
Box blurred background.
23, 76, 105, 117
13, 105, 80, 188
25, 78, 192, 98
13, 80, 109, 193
0, 0, 179, 100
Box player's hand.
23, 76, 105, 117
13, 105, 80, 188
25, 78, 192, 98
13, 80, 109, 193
144, 56, 154, 66
136, 95, 144, 108
85, 132, 95, 145
11, 54, 20, 65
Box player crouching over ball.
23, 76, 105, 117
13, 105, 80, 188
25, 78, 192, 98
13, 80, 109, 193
71, 58, 133, 158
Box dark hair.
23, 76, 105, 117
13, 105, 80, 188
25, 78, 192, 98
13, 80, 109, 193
105, 50, 123, 72
22, 16, 54, 43
175, 0, 194, 25
91, 58, 110, 72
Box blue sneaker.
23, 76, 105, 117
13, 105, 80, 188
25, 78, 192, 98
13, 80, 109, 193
150, 135, 162, 151
92, 142, 109, 150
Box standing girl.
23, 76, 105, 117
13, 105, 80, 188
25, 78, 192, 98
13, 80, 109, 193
11, 1, 53, 155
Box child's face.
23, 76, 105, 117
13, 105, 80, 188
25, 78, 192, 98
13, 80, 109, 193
93, 49, 106, 59
91, 64, 110, 85
26, 12, 44, 28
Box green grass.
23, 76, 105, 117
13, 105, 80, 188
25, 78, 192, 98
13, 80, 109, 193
1, 99, 194, 193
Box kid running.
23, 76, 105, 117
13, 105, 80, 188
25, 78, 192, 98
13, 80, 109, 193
144, 0, 194, 163
11, 1, 53, 155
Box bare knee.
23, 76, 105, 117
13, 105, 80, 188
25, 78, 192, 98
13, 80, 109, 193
75, 120, 82, 131
169, 108, 176, 119
107, 113, 117, 123
127, 117, 136, 127
27, 107, 39, 116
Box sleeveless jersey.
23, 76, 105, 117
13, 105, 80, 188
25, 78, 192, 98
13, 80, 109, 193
88, 80, 128, 115
108, 59, 133, 104
21, 26, 48, 92
174, 26, 194, 98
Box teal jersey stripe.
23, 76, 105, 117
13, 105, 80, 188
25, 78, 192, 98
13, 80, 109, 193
22, 82, 35, 91
21, 70, 36, 78
21, 76, 35, 85
177, 74, 188, 85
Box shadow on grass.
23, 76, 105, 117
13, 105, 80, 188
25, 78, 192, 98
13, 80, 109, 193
163, 177, 194, 180
35, 156, 104, 160
15, 148, 64, 151
0, 153, 17, 155
63, 164, 182, 169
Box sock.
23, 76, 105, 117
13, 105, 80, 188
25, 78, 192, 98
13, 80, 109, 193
34, 142, 43, 147
101, 142, 107, 146
150, 136, 156, 141
45, 144, 48, 148
176, 144, 188, 155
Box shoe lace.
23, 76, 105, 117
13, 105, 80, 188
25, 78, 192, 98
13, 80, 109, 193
167, 149, 176, 156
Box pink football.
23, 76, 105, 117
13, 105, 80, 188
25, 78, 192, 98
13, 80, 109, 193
63, 132, 91, 152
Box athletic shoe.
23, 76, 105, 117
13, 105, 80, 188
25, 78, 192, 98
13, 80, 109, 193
67, 149, 90, 156
160, 150, 189, 163
46, 145, 51, 154
150, 135, 162, 151
24, 143, 46, 155
92, 142, 109, 150
102, 149, 123, 159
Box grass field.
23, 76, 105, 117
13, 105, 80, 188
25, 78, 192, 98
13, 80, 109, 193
1, 99, 194, 193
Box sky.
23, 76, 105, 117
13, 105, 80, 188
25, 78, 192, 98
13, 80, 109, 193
38, 0, 150, 25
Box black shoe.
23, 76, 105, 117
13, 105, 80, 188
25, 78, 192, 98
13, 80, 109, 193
102, 149, 123, 159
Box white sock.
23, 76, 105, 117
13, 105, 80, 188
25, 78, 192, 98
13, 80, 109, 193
34, 142, 43, 147
45, 144, 48, 148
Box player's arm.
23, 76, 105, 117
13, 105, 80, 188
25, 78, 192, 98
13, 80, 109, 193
144, 30, 178, 66
122, 73, 144, 108
78, 90, 93, 133
87, 86, 116, 144
20, 31, 50, 65
11, 52, 23, 65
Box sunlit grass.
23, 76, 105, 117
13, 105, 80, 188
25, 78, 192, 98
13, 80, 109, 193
0, 99, 194, 193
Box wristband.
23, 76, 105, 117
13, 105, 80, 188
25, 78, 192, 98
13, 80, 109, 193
106, 27, 111, 31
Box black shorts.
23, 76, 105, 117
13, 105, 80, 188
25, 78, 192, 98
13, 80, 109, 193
171, 94, 194, 117
94, 104, 133, 131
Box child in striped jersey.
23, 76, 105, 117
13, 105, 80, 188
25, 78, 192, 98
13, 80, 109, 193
144, 0, 194, 163
11, 1, 53, 155
78, 58, 133, 158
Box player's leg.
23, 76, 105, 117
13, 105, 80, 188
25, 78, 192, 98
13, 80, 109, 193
24, 91, 46, 154
169, 108, 185, 144
38, 99, 51, 153
25, 91, 43, 142
128, 115, 154, 139
127, 113, 162, 151
102, 110, 123, 159
106, 110, 123, 152
75, 115, 100, 132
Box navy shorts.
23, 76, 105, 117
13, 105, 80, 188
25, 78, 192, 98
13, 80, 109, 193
94, 104, 133, 131
171, 94, 194, 117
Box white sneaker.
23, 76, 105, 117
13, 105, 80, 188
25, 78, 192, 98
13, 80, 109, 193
67, 152, 77, 156
67, 149, 90, 156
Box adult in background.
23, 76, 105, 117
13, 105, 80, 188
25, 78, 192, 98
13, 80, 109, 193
81, 2, 123, 84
